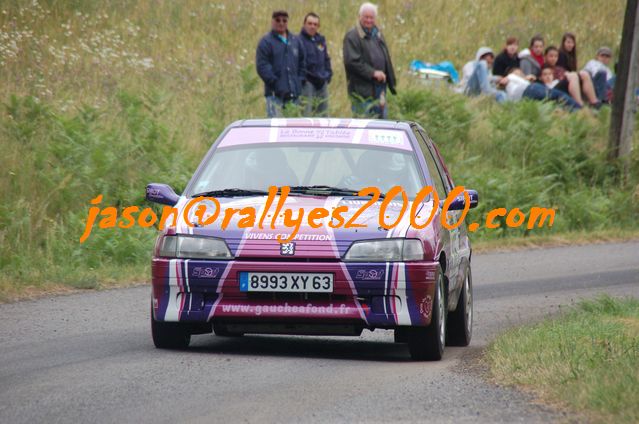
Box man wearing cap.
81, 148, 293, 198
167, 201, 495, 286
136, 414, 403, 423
256, 10, 306, 117
343, 2, 396, 119
461, 47, 507, 103
298, 12, 332, 116
582, 47, 614, 103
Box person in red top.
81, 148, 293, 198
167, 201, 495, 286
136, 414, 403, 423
557, 32, 599, 107
530, 35, 545, 68
519, 35, 545, 79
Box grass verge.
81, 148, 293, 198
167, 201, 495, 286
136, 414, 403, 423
487, 295, 639, 424
0, 263, 148, 303
472, 228, 639, 253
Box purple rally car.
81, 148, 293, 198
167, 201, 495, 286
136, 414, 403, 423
146, 118, 478, 360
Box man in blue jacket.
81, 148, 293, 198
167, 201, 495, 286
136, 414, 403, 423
298, 12, 332, 116
256, 10, 306, 117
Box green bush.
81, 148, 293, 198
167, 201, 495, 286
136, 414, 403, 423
0, 93, 196, 290
392, 83, 639, 239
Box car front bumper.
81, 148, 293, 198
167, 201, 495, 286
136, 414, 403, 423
151, 258, 439, 329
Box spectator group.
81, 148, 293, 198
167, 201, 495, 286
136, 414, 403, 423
254, 2, 618, 118
460, 33, 615, 111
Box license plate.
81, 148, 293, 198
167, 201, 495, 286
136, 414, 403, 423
239, 272, 334, 293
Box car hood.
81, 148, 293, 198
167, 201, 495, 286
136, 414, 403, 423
169, 195, 435, 259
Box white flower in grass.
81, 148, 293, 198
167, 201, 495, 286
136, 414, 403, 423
140, 57, 154, 69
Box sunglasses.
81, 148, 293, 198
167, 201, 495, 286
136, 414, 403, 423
274, 17, 288, 23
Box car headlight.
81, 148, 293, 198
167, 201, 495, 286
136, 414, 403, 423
344, 239, 424, 262
159, 235, 233, 260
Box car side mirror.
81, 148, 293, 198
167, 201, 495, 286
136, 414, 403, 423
146, 183, 180, 206
442, 189, 479, 211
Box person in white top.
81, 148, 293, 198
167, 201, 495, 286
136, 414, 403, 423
459, 47, 507, 102
582, 47, 614, 103
502, 68, 581, 111
504, 71, 530, 101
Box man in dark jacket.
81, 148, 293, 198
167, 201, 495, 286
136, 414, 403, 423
298, 12, 332, 117
343, 2, 396, 119
256, 10, 306, 117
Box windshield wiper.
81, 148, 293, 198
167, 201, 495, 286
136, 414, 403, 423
191, 188, 269, 198
286, 185, 385, 198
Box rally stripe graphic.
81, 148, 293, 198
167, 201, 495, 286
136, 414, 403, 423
176, 260, 186, 320
326, 196, 368, 323
164, 259, 179, 321
395, 263, 412, 325
207, 261, 233, 320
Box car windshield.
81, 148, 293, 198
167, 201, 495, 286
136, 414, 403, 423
187, 143, 425, 198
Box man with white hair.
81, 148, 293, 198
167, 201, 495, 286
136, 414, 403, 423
343, 2, 396, 118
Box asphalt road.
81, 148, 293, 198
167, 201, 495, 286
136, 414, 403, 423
1, 242, 638, 423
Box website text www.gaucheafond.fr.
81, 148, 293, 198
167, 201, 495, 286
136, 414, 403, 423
79, 185, 556, 243
220, 302, 351, 316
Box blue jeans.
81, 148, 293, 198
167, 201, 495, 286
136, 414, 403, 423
351, 84, 388, 119
301, 81, 329, 117
591, 71, 612, 103
265, 95, 299, 118
465, 61, 507, 103
522, 83, 582, 111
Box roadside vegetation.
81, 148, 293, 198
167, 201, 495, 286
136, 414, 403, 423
487, 296, 639, 423
1, 0, 637, 300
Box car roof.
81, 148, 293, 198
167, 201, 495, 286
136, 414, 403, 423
229, 118, 414, 131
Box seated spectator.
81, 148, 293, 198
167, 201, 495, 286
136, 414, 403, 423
461, 47, 507, 103
558, 32, 600, 105
539, 65, 559, 89
544, 46, 581, 104
519, 35, 545, 79
557, 32, 577, 71
545, 45, 599, 107
582, 47, 614, 103
493, 36, 520, 77
504, 68, 581, 111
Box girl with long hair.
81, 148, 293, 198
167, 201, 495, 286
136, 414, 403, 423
558, 32, 600, 106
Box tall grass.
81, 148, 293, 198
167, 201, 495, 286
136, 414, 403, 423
0, 0, 636, 298
0, 0, 626, 126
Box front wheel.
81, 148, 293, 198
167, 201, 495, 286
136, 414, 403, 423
408, 268, 446, 361
446, 267, 473, 346
151, 308, 191, 349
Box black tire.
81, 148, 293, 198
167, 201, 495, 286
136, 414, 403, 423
446, 267, 473, 347
151, 308, 191, 349
213, 323, 244, 337
408, 268, 446, 361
